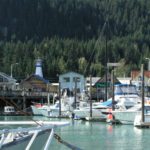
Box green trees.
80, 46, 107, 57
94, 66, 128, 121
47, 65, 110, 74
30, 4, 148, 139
0, 0, 150, 81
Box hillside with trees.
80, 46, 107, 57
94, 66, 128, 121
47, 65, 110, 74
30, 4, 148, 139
0, 0, 150, 81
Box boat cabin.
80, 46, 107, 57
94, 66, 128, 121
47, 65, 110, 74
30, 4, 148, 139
114, 84, 138, 95
4, 106, 15, 113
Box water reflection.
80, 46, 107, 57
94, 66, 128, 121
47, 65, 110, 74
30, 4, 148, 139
107, 124, 113, 133
133, 127, 142, 135
0, 116, 150, 150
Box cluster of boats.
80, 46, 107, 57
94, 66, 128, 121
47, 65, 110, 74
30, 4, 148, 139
30, 84, 150, 127
0, 83, 150, 149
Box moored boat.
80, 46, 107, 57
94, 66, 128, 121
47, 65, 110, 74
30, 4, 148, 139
0, 106, 29, 116
111, 103, 150, 124
31, 97, 74, 118
73, 101, 109, 121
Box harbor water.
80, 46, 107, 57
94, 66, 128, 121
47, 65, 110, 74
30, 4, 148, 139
0, 116, 150, 150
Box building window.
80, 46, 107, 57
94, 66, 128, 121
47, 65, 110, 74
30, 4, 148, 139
73, 77, 80, 82
63, 77, 70, 82
0, 76, 8, 82
0, 77, 3, 82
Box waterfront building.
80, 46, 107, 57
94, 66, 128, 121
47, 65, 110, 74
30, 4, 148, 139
15, 58, 50, 109
93, 73, 121, 101
59, 71, 85, 95
0, 72, 18, 91
20, 58, 49, 92
131, 70, 150, 96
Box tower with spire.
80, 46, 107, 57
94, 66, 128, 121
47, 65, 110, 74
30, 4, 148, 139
35, 58, 43, 77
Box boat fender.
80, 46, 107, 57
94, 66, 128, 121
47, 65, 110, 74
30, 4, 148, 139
107, 114, 113, 120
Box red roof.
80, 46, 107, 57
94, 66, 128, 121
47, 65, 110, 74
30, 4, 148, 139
131, 70, 150, 79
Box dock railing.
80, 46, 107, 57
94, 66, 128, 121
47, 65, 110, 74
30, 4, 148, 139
0, 90, 52, 98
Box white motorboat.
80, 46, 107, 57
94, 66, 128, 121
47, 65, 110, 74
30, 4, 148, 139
0, 106, 27, 116
104, 84, 145, 124
31, 96, 75, 117
112, 84, 141, 109
39, 101, 71, 117
73, 101, 108, 121
31, 103, 43, 116
0, 121, 69, 150
111, 103, 150, 124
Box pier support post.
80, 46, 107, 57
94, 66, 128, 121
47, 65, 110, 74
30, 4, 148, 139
90, 75, 92, 118
23, 94, 26, 110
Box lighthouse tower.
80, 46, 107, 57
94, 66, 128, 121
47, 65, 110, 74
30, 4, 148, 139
35, 58, 43, 77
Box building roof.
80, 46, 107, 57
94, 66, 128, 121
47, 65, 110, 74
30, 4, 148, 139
86, 77, 100, 86
20, 74, 49, 91
94, 73, 121, 87
131, 70, 150, 79
0, 72, 16, 83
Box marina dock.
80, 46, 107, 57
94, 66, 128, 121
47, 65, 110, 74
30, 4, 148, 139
0, 90, 50, 111
134, 114, 150, 128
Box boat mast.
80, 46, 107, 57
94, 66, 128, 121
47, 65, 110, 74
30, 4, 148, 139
112, 69, 115, 111
104, 20, 108, 101
90, 75, 92, 118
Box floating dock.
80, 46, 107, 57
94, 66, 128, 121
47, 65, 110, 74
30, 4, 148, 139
134, 114, 150, 128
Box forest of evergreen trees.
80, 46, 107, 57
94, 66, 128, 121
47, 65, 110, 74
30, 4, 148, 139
0, 0, 150, 82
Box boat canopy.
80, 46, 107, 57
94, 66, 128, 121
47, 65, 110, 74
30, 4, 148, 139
114, 84, 138, 95
101, 99, 112, 107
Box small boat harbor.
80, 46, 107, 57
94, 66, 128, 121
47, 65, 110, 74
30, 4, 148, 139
0, 60, 150, 149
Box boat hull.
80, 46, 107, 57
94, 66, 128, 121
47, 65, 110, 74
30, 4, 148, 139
31, 105, 70, 118
74, 108, 106, 120
112, 111, 139, 124
31, 106, 43, 116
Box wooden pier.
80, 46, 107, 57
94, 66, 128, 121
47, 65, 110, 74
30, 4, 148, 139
0, 90, 52, 112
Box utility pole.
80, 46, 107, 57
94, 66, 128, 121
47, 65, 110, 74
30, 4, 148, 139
141, 64, 145, 122
145, 58, 150, 71
11, 63, 19, 78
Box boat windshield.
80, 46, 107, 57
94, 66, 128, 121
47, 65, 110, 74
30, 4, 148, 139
115, 84, 138, 95
145, 106, 150, 113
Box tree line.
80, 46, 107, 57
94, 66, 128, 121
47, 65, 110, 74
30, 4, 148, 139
0, 0, 150, 82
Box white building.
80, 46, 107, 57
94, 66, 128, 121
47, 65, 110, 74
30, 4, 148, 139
59, 71, 85, 94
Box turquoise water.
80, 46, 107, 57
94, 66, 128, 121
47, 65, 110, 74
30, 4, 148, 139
0, 116, 150, 150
